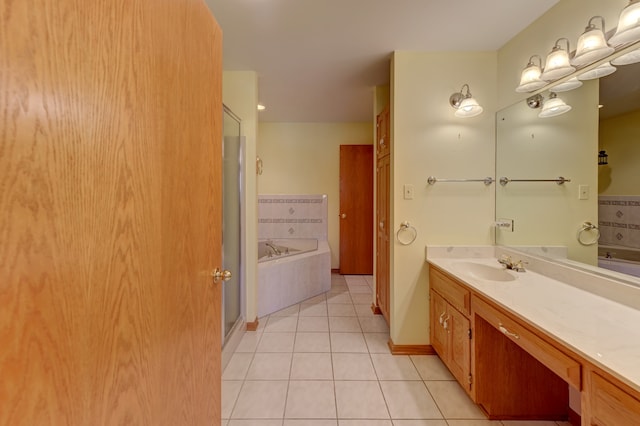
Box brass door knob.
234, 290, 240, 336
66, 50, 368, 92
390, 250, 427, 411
212, 268, 232, 283
340, 213, 347, 219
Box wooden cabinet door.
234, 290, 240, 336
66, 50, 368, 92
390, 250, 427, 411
589, 372, 640, 425
430, 290, 448, 358
448, 307, 471, 391
375, 154, 390, 321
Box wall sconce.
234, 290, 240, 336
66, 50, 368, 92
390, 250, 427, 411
572, 16, 614, 66
516, 55, 547, 92
449, 84, 483, 118
540, 38, 576, 81
578, 61, 617, 80
598, 150, 609, 165
609, 0, 640, 46
538, 93, 572, 118
550, 77, 582, 93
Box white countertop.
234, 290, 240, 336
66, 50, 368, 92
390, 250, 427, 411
427, 254, 640, 393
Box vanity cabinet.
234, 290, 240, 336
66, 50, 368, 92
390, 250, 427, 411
429, 268, 471, 394
587, 371, 640, 425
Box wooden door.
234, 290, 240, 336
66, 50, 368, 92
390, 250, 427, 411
0, 1, 223, 425
339, 145, 374, 275
375, 154, 390, 321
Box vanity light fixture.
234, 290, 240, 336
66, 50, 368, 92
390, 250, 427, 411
572, 16, 614, 66
449, 84, 483, 118
540, 38, 576, 81
609, 0, 640, 46
526, 94, 544, 109
577, 61, 617, 80
516, 55, 547, 93
257, 103, 266, 111
550, 77, 582, 93
611, 47, 640, 65
538, 92, 572, 118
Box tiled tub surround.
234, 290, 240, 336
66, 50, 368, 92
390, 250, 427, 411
257, 194, 331, 318
599, 195, 640, 250
426, 246, 640, 422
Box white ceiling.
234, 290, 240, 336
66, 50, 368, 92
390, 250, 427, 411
205, 0, 561, 122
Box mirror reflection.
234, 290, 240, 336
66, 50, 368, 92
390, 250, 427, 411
496, 60, 640, 281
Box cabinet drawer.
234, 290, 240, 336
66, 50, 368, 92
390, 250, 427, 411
473, 296, 581, 390
430, 267, 470, 315
590, 372, 640, 425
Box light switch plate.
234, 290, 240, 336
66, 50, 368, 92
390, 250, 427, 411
579, 185, 589, 200
403, 184, 414, 200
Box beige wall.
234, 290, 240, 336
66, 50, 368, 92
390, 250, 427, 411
223, 71, 259, 323
257, 122, 373, 269
599, 109, 640, 196
391, 51, 497, 345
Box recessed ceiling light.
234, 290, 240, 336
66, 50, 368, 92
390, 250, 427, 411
257, 104, 266, 111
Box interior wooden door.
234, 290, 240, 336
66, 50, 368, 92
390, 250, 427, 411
0, 1, 223, 425
375, 154, 390, 321
339, 145, 374, 275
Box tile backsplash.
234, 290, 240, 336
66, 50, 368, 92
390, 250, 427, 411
599, 195, 640, 249
258, 194, 328, 240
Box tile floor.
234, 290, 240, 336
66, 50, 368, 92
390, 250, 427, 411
222, 274, 572, 426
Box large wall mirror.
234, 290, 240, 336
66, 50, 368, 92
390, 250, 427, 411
496, 43, 640, 283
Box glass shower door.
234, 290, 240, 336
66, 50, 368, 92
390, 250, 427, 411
222, 106, 243, 343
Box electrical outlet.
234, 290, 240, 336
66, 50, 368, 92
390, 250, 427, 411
579, 185, 589, 200
403, 184, 414, 200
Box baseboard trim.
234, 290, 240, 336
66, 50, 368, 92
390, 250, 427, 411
568, 407, 581, 426
246, 317, 259, 331
387, 338, 435, 355
371, 303, 382, 315
331, 268, 340, 274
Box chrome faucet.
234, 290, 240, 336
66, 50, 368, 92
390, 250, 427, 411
265, 241, 281, 255
498, 255, 527, 272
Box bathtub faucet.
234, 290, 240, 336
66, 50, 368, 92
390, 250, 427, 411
265, 241, 281, 255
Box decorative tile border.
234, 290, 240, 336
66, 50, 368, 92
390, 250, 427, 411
599, 195, 640, 249
258, 194, 328, 240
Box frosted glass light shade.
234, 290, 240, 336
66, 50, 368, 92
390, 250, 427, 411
610, 0, 640, 46
539, 94, 572, 118
611, 47, 640, 65
578, 62, 617, 80
455, 97, 483, 117
572, 27, 614, 66
550, 77, 582, 93
541, 46, 575, 81
516, 63, 547, 92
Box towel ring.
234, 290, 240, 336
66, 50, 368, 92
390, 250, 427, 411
396, 221, 417, 246
577, 221, 600, 246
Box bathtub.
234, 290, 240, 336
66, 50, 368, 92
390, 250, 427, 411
257, 238, 331, 317
598, 245, 640, 278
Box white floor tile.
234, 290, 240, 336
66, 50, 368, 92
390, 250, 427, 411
371, 354, 421, 380
327, 292, 353, 304
271, 304, 301, 317
358, 316, 389, 333
234, 332, 262, 353
379, 381, 442, 419
350, 293, 373, 304
348, 285, 372, 295
228, 420, 282, 426
294, 332, 331, 352
285, 420, 337, 426
445, 421, 502, 426
334, 381, 390, 419
231, 380, 288, 419
354, 304, 376, 317
363, 333, 391, 354
291, 353, 333, 379
425, 381, 485, 419
285, 380, 336, 419
297, 316, 329, 332
391, 421, 448, 426
410, 355, 455, 381
329, 317, 362, 332
332, 353, 377, 380
222, 381, 243, 419
330, 333, 368, 353
246, 353, 292, 380
223, 353, 254, 380
299, 302, 328, 317
256, 332, 296, 352
328, 303, 357, 317
339, 421, 392, 426
265, 316, 298, 332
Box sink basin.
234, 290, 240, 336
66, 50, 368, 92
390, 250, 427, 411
452, 261, 517, 282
